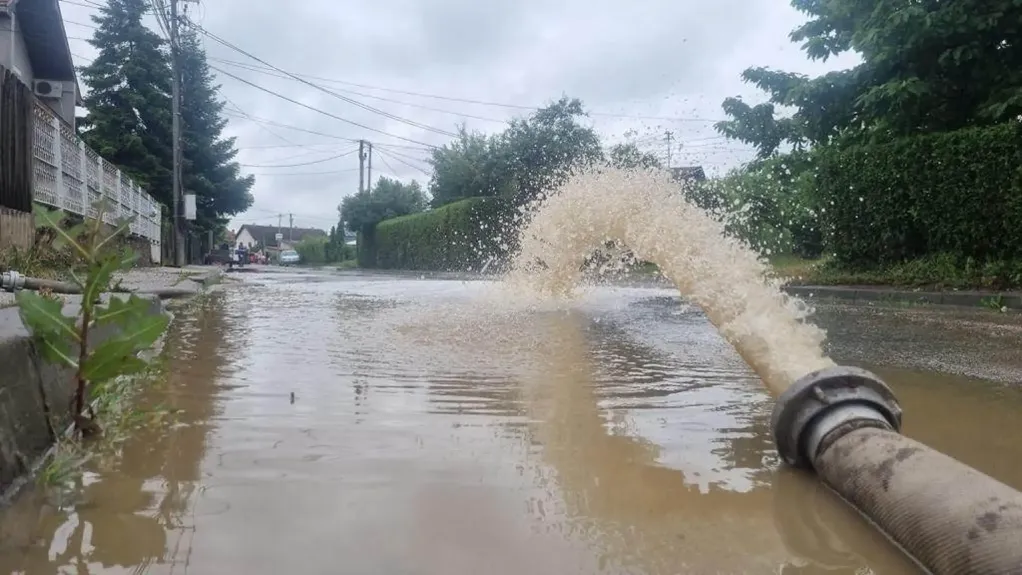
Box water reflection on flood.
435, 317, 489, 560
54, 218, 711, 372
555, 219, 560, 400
1, 269, 1022, 574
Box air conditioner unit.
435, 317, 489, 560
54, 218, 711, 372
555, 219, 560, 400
33, 80, 63, 99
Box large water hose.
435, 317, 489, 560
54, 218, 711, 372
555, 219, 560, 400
772, 366, 1022, 574
0, 270, 198, 298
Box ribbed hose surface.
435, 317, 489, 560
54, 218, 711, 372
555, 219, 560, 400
814, 427, 1022, 574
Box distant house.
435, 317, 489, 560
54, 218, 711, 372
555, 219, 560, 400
235, 224, 327, 252
0, 0, 83, 127
670, 166, 707, 183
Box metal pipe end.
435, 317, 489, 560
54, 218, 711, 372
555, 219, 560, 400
771, 366, 902, 469
1, 270, 24, 292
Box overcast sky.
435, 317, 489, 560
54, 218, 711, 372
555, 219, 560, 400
59, 0, 859, 233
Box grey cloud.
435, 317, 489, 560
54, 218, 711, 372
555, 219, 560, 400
60, 0, 856, 231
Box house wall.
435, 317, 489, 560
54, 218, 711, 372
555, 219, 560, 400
0, 14, 33, 83
0, 13, 75, 127
48, 85, 75, 125
236, 229, 258, 248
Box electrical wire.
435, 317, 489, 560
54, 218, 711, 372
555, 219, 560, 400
245, 167, 361, 177
64, 19, 99, 29
210, 64, 439, 148
59, 0, 103, 8
221, 110, 432, 151
190, 22, 460, 139
239, 147, 358, 168
374, 147, 431, 177
374, 144, 431, 167
204, 56, 723, 124
209, 57, 508, 125
373, 152, 402, 180
222, 97, 298, 146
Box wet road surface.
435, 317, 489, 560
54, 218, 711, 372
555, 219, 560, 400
3, 268, 1022, 574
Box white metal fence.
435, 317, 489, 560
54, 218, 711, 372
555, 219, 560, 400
31, 101, 162, 244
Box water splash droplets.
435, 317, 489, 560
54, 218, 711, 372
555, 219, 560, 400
502, 167, 834, 395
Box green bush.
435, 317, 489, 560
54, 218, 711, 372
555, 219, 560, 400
359, 197, 516, 271
816, 122, 1022, 267
295, 235, 328, 264
690, 153, 823, 259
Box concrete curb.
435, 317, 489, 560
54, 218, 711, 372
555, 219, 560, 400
783, 285, 1021, 308
0, 268, 222, 503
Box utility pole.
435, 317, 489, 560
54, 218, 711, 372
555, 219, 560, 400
366, 141, 372, 192
358, 140, 366, 194
289, 213, 294, 242
170, 0, 185, 266
665, 131, 673, 168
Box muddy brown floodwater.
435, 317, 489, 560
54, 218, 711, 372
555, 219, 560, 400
3, 268, 1022, 574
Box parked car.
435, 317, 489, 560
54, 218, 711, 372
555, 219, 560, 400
280, 250, 300, 265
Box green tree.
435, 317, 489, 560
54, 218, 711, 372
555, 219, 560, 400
716, 0, 1022, 153
503, 97, 604, 202
426, 97, 603, 206
607, 142, 661, 170
179, 30, 254, 232
340, 176, 428, 234
78, 0, 173, 206
428, 126, 514, 207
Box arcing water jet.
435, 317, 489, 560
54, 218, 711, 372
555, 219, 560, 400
508, 166, 1022, 574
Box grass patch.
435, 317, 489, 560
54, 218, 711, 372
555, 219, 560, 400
771, 253, 1022, 291
0, 244, 77, 281
38, 442, 90, 489
336, 260, 358, 270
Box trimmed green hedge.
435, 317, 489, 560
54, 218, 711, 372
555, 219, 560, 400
358, 197, 517, 271
816, 122, 1022, 267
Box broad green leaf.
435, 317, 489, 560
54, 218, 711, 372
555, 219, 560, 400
92, 295, 152, 328
121, 313, 170, 350
36, 336, 78, 369
16, 291, 79, 342
81, 337, 141, 383
82, 256, 122, 306
81, 313, 168, 383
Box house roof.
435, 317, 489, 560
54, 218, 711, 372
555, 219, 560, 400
670, 166, 707, 182
12, 0, 84, 105
237, 224, 327, 247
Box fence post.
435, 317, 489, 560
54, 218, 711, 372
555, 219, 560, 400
51, 115, 64, 210
79, 139, 89, 218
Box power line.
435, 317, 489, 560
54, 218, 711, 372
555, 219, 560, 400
373, 152, 402, 180
64, 19, 99, 29
374, 144, 430, 166
59, 0, 104, 8
236, 142, 338, 150
203, 56, 722, 124
209, 57, 508, 125
246, 167, 361, 177
190, 22, 459, 139
374, 146, 430, 177
243, 207, 338, 224
209, 64, 439, 149
219, 108, 433, 151
239, 147, 358, 168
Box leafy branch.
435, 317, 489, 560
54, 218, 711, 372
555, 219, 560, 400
16, 202, 169, 438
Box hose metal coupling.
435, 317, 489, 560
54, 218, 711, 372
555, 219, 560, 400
771, 366, 902, 469
0, 270, 24, 292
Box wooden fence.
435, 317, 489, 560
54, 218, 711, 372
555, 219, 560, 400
0, 65, 34, 249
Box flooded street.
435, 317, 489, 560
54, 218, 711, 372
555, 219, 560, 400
4, 268, 1022, 574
